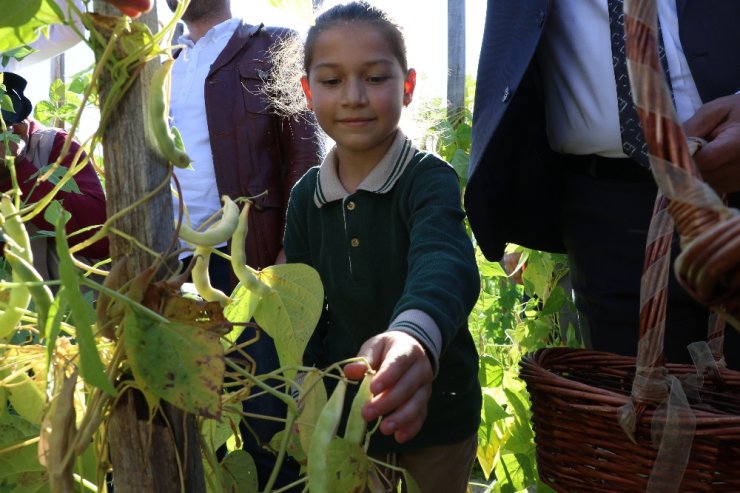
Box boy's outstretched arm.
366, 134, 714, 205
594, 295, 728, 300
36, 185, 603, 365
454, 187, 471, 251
344, 331, 433, 444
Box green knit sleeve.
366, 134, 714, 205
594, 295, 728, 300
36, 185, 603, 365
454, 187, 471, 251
392, 155, 480, 354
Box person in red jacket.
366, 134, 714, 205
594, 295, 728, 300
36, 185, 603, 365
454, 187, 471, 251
1, 71, 108, 273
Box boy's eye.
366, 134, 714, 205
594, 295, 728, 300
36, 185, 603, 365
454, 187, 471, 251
320, 78, 340, 86
367, 76, 389, 83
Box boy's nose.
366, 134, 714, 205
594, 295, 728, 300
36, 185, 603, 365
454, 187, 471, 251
341, 79, 368, 106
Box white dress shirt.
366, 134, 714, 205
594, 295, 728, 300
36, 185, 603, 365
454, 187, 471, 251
537, 0, 702, 157
170, 17, 240, 240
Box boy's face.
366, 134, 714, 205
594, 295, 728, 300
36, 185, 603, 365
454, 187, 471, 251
302, 23, 415, 162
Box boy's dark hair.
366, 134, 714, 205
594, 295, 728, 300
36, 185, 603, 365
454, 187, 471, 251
304, 1, 408, 74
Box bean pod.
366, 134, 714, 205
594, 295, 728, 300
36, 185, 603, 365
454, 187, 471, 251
147, 58, 191, 168
179, 195, 239, 247
0, 196, 32, 338
344, 371, 374, 446
308, 378, 347, 493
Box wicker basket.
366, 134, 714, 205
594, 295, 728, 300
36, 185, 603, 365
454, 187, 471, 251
520, 346, 740, 492
519, 2, 740, 491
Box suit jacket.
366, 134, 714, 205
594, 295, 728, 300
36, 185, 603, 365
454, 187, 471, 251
204, 21, 322, 272
465, 0, 740, 262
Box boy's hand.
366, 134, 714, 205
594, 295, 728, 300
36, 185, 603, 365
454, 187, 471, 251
344, 331, 433, 444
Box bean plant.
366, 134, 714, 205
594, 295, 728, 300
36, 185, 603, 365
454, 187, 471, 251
423, 86, 581, 493
1, 2, 581, 493
0, 2, 404, 492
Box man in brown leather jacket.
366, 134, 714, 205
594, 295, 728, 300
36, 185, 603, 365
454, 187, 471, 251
166, 0, 321, 489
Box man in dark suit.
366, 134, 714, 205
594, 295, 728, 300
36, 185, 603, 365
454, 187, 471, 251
465, 0, 740, 365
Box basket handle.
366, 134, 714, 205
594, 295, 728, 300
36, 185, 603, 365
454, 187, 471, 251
623, 0, 740, 327
620, 3, 738, 489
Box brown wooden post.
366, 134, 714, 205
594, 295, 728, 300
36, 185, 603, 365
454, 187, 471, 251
91, 2, 205, 491
447, 0, 466, 126
50, 53, 65, 129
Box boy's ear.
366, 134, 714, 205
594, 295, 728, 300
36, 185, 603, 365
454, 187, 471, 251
403, 69, 416, 107
301, 77, 313, 111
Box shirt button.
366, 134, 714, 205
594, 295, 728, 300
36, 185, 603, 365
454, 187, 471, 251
346, 201, 356, 211
350, 238, 360, 247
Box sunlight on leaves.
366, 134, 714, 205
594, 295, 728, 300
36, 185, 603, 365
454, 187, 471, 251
0, 0, 65, 52
252, 263, 323, 373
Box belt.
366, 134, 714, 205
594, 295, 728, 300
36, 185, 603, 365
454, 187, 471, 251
567, 154, 655, 183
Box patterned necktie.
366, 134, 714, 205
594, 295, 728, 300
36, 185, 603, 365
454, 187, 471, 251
607, 0, 672, 168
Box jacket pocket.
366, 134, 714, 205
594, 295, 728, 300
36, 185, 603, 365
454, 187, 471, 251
238, 62, 271, 114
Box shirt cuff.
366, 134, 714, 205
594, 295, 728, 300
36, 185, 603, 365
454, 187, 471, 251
386, 309, 443, 377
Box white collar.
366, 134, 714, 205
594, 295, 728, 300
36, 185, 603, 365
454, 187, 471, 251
313, 131, 418, 207
177, 17, 241, 49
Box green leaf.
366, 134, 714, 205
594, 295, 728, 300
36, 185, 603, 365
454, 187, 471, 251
252, 264, 323, 373
32, 100, 57, 126
220, 450, 258, 493
478, 355, 504, 388
482, 392, 510, 424
68, 74, 90, 95
0, 368, 44, 425
0, 0, 65, 52
454, 123, 472, 149
224, 284, 260, 343
494, 452, 531, 493
541, 286, 567, 316
0, 414, 44, 479
402, 468, 421, 493
55, 214, 115, 396
270, 426, 306, 465
0, 386, 6, 417
0, 45, 37, 66
478, 260, 506, 278
44, 201, 70, 227
325, 437, 369, 493
48, 79, 65, 103
124, 310, 224, 418
450, 148, 469, 184
0, 93, 14, 114
37, 165, 81, 194
201, 407, 241, 452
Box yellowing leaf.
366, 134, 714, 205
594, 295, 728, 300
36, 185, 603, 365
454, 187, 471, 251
224, 284, 260, 343
3, 370, 45, 425
0, 345, 46, 425
124, 310, 224, 418
252, 263, 323, 372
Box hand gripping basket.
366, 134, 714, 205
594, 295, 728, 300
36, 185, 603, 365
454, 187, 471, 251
520, 1, 740, 491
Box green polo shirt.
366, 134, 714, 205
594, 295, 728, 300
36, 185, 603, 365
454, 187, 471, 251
284, 130, 481, 452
